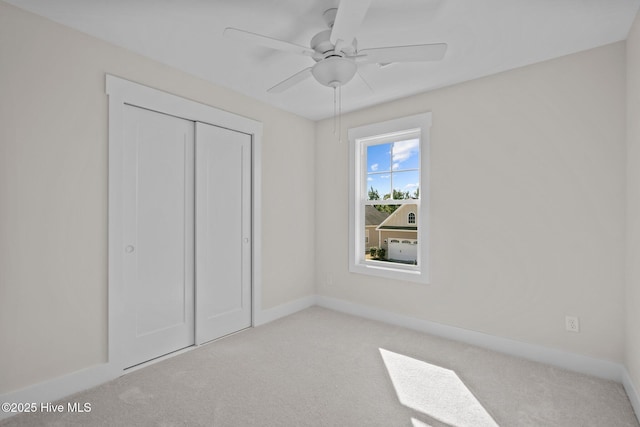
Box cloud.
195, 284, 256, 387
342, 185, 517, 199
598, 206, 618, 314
392, 139, 419, 165
392, 162, 400, 170
370, 163, 379, 172
405, 182, 419, 189
367, 177, 373, 181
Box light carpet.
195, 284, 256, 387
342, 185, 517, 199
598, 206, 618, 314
2, 307, 638, 426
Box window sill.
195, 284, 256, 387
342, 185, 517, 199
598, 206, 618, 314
350, 261, 429, 284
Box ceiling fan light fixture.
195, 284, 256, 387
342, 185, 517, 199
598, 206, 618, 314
311, 56, 357, 88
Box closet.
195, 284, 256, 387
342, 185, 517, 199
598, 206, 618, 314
107, 76, 257, 369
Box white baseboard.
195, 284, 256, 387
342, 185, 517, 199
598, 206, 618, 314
0, 363, 117, 421
254, 294, 317, 326
3, 295, 636, 423
0, 295, 317, 422
623, 368, 640, 422
315, 295, 624, 382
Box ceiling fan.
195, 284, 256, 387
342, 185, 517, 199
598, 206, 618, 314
224, 0, 447, 94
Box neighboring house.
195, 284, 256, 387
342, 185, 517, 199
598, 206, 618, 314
365, 205, 389, 251
376, 204, 418, 262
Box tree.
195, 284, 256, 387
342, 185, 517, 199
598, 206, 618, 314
393, 189, 410, 200
373, 187, 418, 215
374, 204, 396, 214
368, 186, 380, 200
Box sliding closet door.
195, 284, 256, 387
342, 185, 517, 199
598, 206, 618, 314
195, 122, 252, 344
122, 105, 195, 368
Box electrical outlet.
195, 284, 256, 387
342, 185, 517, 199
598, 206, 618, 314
565, 316, 580, 332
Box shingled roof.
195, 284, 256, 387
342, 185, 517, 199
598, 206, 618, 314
365, 205, 390, 226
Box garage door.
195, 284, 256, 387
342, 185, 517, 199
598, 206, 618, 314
388, 239, 418, 262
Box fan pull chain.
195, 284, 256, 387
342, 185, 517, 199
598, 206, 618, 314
332, 85, 343, 142
333, 86, 337, 135
338, 85, 342, 143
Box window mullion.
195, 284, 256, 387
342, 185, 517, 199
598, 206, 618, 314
389, 146, 394, 200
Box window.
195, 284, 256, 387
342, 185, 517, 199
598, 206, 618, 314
349, 113, 430, 283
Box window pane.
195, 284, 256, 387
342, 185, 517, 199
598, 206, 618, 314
392, 170, 420, 199
367, 139, 420, 200
367, 143, 392, 173
367, 174, 391, 200
364, 204, 419, 266
392, 139, 419, 171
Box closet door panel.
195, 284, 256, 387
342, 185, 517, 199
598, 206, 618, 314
122, 105, 195, 367
195, 122, 252, 344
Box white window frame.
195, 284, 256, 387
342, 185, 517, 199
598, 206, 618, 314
348, 113, 431, 283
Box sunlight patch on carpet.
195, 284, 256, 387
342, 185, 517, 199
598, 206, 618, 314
380, 348, 498, 427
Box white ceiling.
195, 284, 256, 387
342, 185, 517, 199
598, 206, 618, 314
7, 0, 640, 120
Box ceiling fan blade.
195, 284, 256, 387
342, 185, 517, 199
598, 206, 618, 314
330, 0, 372, 46
224, 27, 315, 57
356, 71, 374, 94
358, 43, 448, 64
267, 67, 313, 93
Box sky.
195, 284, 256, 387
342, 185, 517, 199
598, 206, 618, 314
367, 138, 420, 200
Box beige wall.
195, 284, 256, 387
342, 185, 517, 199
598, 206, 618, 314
0, 2, 316, 394
316, 42, 627, 362
627, 10, 640, 393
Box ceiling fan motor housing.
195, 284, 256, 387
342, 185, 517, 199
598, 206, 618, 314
309, 23, 358, 88
311, 29, 356, 58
